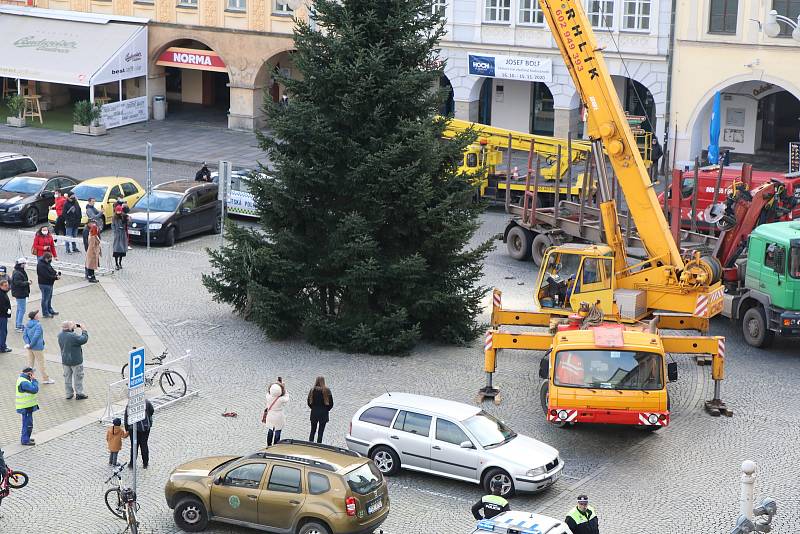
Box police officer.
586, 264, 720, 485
471, 479, 510, 520
195, 162, 212, 182
565, 495, 599, 534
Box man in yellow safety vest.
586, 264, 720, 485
565, 495, 599, 534
15, 367, 39, 446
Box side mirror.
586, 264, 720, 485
459, 441, 474, 449
539, 357, 549, 380
667, 362, 678, 382
213, 475, 223, 485
180, 207, 191, 214
774, 247, 786, 275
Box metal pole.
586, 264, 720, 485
567, 133, 573, 204
740, 461, 756, 521
690, 157, 700, 232
578, 147, 592, 235
218, 161, 231, 249
146, 143, 153, 251
554, 145, 562, 226
132, 417, 138, 494
504, 134, 513, 213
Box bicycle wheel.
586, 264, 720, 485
120, 363, 129, 380
105, 487, 125, 519
160, 369, 187, 397
126, 502, 139, 534
8, 470, 29, 489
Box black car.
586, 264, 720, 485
128, 181, 221, 246
0, 173, 79, 226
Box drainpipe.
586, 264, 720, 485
663, 0, 678, 166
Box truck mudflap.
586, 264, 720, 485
547, 407, 669, 427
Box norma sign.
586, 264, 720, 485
468, 53, 552, 83
156, 47, 227, 73
791, 142, 799, 173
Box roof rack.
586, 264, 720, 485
276, 439, 362, 458
247, 451, 337, 472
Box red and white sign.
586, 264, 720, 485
156, 47, 227, 73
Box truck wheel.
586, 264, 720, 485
506, 226, 532, 261
742, 307, 773, 348
532, 233, 553, 266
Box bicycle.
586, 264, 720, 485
1, 465, 29, 498
105, 462, 139, 533
120, 350, 187, 398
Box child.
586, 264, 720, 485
106, 418, 128, 466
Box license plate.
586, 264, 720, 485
367, 497, 383, 514
129, 230, 141, 236
549, 470, 561, 482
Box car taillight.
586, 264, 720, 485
345, 496, 357, 517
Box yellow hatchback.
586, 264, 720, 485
48, 176, 145, 231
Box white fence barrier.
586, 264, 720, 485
17, 229, 114, 276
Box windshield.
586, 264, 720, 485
209, 458, 239, 475
462, 411, 517, 449
1, 177, 44, 195
72, 184, 108, 201
554, 350, 664, 390
134, 191, 181, 212
345, 463, 382, 495
791, 245, 800, 279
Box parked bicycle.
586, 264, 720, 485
120, 350, 187, 398
105, 462, 139, 533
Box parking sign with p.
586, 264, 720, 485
129, 347, 145, 389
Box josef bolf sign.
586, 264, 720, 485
156, 47, 227, 73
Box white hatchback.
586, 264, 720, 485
346, 393, 563, 497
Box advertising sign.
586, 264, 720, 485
791, 142, 800, 174
100, 96, 147, 129
156, 47, 227, 73
468, 54, 552, 83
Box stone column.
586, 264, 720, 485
454, 99, 479, 122
228, 85, 262, 131
553, 106, 582, 139
147, 73, 166, 118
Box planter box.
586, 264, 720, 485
6, 116, 26, 127
73, 124, 90, 135
89, 125, 107, 136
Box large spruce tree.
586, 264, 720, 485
204, 0, 492, 354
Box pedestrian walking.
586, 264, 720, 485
15, 366, 39, 446
106, 417, 128, 466
125, 399, 154, 469
53, 191, 67, 236
0, 280, 11, 353
112, 207, 128, 269
262, 381, 288, 446
11, 258, 31, 332
31, 226, 57, 260
57, 321, 89, 400
651, 137, 663, 179
82, 198, 102, 251
36, 252, 60, 318
307, 376, 333, 443
471, 479, 510, 520
62, 193, 82, 254
565, 495, 600, 534
23, 310, 53, 384
85, 222, 101, 283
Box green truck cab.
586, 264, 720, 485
724, 222, 800, 347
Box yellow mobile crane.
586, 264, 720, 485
479, 0, 730, 420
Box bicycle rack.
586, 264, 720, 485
101, 349, 199, 424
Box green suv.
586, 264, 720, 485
164, 440, 390, 534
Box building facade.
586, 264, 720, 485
438, 0, 671, 140
670, 0, 800, 165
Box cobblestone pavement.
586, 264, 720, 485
0, 209, 798, 533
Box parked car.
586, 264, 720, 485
472, 511, 571, 534
164, 440, 390, 534
346, 393, 563, 497
0, 173, 79, 226
128, 180, 221, 246
48, 176, 145, 230
211, 166, 261, 219
0, 153, 37, 180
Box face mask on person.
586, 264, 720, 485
41, 230, 49, 235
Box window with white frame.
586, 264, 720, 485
586, 0, 615, 29
519, 0, 544, 24
432, 0, 446, 17
622, 0, 650, 30
228, 0, 246, 10
485, 0, 511, 22
274, 1, 292, 13
177, 0, 197, 7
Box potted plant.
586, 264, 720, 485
72, 100, 91, 134
5, 95, 26, 127
89, 102, 106, 136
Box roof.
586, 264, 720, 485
552, 326, 664, 352
751, 221, 800, 244
15, 172, 70, 180
154, 180, 213, 194
476, 511, 567, 533
370, 393, 481, 420
76, 176, 136, 186
257, 440, 365, 474
0, 153, 27, 161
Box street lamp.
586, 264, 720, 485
763, 9, 800, 42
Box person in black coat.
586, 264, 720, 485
11, 259, 31, 331
36, 254, 60, 318
0, 280, 11, 353
125, 399, 155, 469
651, 137, 663, 178
307, 376, 333, 443
62, 194, 82, 254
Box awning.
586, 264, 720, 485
156, 47, 227, 73
0, 7, 147, 87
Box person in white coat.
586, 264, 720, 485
262, 382, 287, 446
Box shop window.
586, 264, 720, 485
518, 0, 544, 24
587, 0, 615, 29
274, 1, 292, 14
622, 0, 650, 30
709, 0, 738, 34
227, 0, 246, 10
432, 0, 446, 16
485, 0, 511, 22
773, 0, 800, 36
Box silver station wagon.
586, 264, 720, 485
345, 393, 563, 497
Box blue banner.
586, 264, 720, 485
708, 91, 722, 164
468, 55, 496, 77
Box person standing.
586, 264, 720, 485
195, 162, 211, 182
85, 222, 101, 283
23, 310, 53, 384
307, 376, 333, 443
650, 137, 663, 179
36, 252, 60, 318
15, 367, 39, 446
58, 321, 89, 400
53, 191, 68, 236
11, 258, 31, 332
125, 399, 154, 469
82, 198, 102, 251
106, 417, 128, 466
62, 193, 82, 255
0, 280, 11, 353
262, 382, 288, 446
112, 206, 128, 270
471, 479, 510, 520
31, 226, 57, 260
565, 495, 600, 534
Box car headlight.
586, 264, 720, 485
9, 204, 23, 212
148, 223, 162, 230
526, 467, 546, 477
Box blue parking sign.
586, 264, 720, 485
129, 347, 145, 389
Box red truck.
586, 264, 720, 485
659, 166, 800, 232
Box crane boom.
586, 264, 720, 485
539, 0, 684, 269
